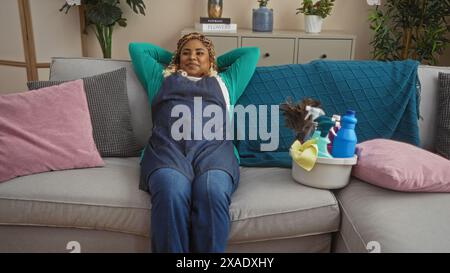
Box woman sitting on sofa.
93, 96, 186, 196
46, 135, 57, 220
129, 32, 259, 253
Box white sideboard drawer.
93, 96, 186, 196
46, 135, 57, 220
298, 39, 353, 63
205, 35, 239, 56
241, 37, 296, 66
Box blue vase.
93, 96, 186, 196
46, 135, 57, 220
252, 7, 273, 32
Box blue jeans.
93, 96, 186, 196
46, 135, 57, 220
148, 167, 237, 253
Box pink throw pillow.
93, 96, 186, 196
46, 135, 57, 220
352, 139, 450, 192
0, 80, 104, 182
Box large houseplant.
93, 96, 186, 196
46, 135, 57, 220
60, 0, 147, 58
369, 0, 450, 65
296, 0, 335, 33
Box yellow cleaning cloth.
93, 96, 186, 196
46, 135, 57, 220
290, 139, 318, 171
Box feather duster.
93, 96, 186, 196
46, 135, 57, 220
280, 97, 322, 142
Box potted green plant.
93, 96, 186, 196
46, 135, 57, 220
368, 0, 450, 65
257, 0, 269, 7
296, 0, 335, 34
60, 0, 147, 58
253, 0, 273, 32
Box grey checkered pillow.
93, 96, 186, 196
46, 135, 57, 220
27, 68, 140, 157
436, 73, 450, 159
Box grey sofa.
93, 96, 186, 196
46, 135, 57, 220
0, 58, 448, 253
333, 64, 450, 253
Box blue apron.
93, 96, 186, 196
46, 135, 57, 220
139, 73, 239, 192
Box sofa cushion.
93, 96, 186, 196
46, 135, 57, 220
335, 178, 450, 252
352, 139, 450, 192
435, 73, 450, 159
0, 158, 149, 236
417, 65, 450, 151
229, 167, 340, 243
28, 68, 140, 157
0, 80, 104, 183
49, 57, 152, 150
0, 161, 339, 243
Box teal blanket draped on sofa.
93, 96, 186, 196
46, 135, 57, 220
234, 60, 421, 168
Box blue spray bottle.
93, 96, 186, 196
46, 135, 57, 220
331, 110, 358, 158
315, 116, 335, 158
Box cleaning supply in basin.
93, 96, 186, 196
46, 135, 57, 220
331, 110, 358, 158
303, 105, 325, 141
328, 114, 341, 154
291, 114, 358, 189
290, 139, 318, 171
315, 116, 335, 158
304, 105, 325, 121
307, 122, 320, 141
307, 114, 328, 141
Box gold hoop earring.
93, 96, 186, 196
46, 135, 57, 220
209, 63, 217, 77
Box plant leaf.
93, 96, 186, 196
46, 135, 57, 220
117, 18, 127, 27
86, 2, 122, 26
126, 0, 146, 15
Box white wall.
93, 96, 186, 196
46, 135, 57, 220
0, 0, 82, 93
87, 0, 449, 64
1, 0, 449, 93
86, 0, 373, 61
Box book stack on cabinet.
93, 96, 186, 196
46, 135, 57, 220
195, 17, 237, 33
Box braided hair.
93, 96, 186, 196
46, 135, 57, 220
163, 32, 218, 78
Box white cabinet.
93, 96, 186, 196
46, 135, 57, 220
241, 37, 296, 66
298, 38, 353, 63
203, 35, 238, 56
182, 28, 355, 66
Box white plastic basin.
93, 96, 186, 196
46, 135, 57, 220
291, 153, 358, 190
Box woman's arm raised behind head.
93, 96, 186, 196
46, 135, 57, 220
129, 42, 173, 105
217, 47, 260, 105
